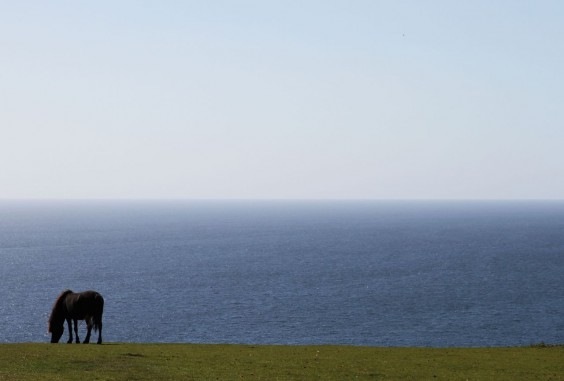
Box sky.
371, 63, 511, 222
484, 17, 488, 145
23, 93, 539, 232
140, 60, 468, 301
1, 1, 563, 199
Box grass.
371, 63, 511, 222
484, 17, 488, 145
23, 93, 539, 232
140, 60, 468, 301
0, 343, 563, 380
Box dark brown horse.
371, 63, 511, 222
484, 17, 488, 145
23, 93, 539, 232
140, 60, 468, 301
48, 290, 104, 344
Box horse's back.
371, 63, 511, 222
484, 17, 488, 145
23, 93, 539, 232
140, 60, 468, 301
80, 290, 104, 302
66, 290, 104, 318
81, 290, 104, 311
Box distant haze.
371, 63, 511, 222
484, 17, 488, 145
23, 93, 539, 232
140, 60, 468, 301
1, 1, 563, 199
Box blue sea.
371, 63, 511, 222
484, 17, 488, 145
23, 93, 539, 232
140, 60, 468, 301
1, 200, 563, 347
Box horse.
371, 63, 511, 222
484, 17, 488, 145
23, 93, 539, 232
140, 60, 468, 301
48, 289, 104, 344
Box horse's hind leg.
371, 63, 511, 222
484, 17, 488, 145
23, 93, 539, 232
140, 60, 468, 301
83, 319, 92, 344
66, 318, 73, 344
73, 319, 80, 343
96, 319, 103, 344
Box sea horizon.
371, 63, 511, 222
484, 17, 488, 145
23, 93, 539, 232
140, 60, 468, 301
1, 200, 563, 346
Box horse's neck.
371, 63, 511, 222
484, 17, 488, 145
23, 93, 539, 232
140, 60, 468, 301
54, 296, 69, 320
48, 299, 67, 332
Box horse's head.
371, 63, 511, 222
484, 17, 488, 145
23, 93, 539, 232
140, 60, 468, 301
48, 289, 73, 344
49, 323, 64, 343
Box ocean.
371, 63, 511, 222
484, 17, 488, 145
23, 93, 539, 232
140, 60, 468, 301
1, 200, 563, 347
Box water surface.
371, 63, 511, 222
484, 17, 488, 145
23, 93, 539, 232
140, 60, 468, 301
1, 200, 563, 346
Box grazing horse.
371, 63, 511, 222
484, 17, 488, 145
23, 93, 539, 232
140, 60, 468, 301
48, 290, 104, 344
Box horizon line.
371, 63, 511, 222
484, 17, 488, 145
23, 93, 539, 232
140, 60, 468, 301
0, 197, 563, 202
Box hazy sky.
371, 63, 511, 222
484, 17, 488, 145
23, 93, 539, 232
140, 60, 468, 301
1, 1, 563, 199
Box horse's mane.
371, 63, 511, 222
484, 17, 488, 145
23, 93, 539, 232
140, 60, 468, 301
48, 289, 73, 332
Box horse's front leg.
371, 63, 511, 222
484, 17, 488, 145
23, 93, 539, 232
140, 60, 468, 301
73, 319, 81, 343
66, 318, 73, 344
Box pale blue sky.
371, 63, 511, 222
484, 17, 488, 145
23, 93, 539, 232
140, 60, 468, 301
1, 1, 563, 199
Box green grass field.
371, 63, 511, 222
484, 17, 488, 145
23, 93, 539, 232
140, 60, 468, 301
0, 343, 562, 380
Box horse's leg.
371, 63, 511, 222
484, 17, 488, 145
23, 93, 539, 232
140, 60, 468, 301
83, 319, 92, 344
96, 318, 103, 345
73, 319, 80, 343
66, 318, 73, 344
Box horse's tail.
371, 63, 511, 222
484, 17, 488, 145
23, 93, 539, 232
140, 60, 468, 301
92, 293, 104, 333
48, 289, 73, 333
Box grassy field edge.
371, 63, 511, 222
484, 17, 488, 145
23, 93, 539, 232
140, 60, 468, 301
1, 343, 563, 380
